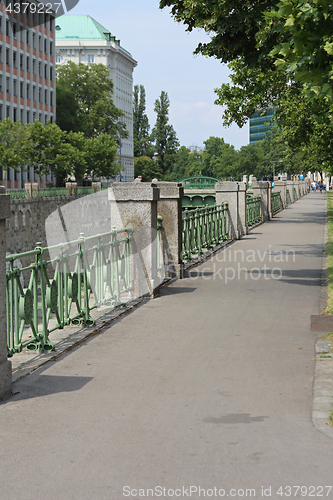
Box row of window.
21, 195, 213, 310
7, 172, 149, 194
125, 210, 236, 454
0, 4, 54, 32
0, 104, 54, 123
55, 54, 95, 64
0, 17, 54, 48
0, 77, 53, 103
0, 46, 54, 79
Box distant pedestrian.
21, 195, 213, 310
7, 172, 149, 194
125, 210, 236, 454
311, 181, 316, 192
319, 181, 324, 193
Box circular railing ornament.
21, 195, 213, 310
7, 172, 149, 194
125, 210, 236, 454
46, 280, 58, 313
68, 273, 78, 301
19, 289, 33, 324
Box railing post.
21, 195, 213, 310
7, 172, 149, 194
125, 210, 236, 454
251, 181, 271, 221
155, 182, 184, 278
215, 182, 240, 240
0, 187, 12, 400
274, 181, 287, 209
237, 182, 248, 236
108, 182, 160, 297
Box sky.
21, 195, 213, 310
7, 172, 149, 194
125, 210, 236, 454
66, 0, 249, 150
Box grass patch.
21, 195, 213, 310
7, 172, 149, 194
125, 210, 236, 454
321, 332, 333, 341
326, 192, 333, 313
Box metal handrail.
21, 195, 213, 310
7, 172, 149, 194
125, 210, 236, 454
6, 227, 133, 356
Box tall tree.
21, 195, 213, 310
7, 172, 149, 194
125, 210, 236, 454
0, 119, 30, 172
56, 62, 125, 139
151, 91, 179, 177
133, 85, 153, 157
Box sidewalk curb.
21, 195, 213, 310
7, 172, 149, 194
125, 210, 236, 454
312, 196, 333, 438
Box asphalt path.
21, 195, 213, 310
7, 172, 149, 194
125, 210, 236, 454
1, 193, 332, 500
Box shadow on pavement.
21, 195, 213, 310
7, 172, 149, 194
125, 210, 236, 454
2, 374, 93, 403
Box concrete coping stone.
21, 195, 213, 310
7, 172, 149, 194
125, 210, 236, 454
155, 182, 184, 199
237, 182, 247, 192
215, 181, 239, 192
251, 181, 270, 188
0, 193, 10, 219
108, 182, 160, 202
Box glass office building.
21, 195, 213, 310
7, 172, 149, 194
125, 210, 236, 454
249, 108, 275, 145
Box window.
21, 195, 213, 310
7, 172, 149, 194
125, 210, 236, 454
20, 109, 23, 122
38, 87, 41, 101
13, 108, 17, 122
44, 39, 47, 53
26, 30, 29, 45
6, 77, 10, 94
44, 64, 47, 79
50, 92, 53, 106
55, 55, 63, 63
20, 54, 23, 70
33, 59, 36, 74
88, 55, 94, 63
13, 23, 16, 38
27, 111, 30, 123
0, 17, 2, 34
20, 82, 24, 98
26, 84, 30, 99
6, 107, 10, 119
50, 42, 53, 56
39, 36, 42, 51
0, 75, 2, 92
26, 57, 30, 73
6, 20, 9, 37
50, 67, 53, 81
13, 52, 17, 68
0, 47, 2, 63
45, 115, 47, 124
44, 89, 47, 104
33, 86, 36, 101
33, 112, 36, 121
39, 61, 41, 76
13, 80, 17, 96
50, 116, 53, 123
33, 33, 36, 48
6, 49, 9, 66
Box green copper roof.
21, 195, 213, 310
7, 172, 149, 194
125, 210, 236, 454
55, 15, 131, 54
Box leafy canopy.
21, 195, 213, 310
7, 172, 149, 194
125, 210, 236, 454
56, 62, 125, 138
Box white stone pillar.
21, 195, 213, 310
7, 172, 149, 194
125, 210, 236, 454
215, 182, 240, 240
156, 182, 184, 279
274, 181, 287, 209
108, 182, 160, 297
251, 181, 271, 221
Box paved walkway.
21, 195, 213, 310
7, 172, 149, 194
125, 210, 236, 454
1, 194, 333, 500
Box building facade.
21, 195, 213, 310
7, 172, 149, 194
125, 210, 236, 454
249, 108, 275, 145
0, 0, 56, 188
55, 15, 137, 182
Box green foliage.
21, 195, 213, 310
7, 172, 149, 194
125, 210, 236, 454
134, 156, 163, 182
56, 61, 125, 139
133, 85, 153, 157
0, 119, 30, 171
202, 136, 238, 179
151, 91, 179, 176
159, 0, 279, 68
82, 133, 119, 180
267, 0, 333, 102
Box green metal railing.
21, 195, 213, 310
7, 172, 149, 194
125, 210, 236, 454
271, 191, 281, 214
39, 187, 69, 197
77, 187, 95, 195
7, 186, 99, 199
176, 175, 219, 190
182, 204, 228, 262
286, 189, 290, 205
246, 193, 261, 227
6, 227, 133, 356
7, 189, 27, 199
